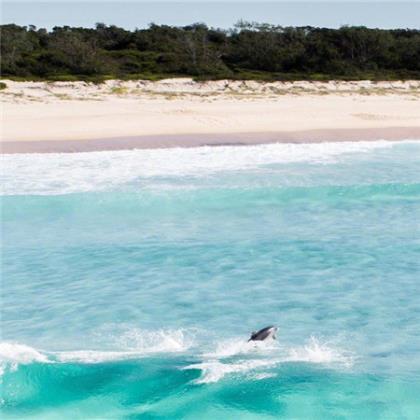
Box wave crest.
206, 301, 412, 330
1, 335, 354, 384
0, 328, 195, 373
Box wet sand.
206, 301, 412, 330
2, 127, 420, 154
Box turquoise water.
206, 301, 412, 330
1, 141, 420, 419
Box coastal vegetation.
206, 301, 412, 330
1, 22, 419, 81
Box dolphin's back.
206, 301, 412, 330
248, 326, 276, 342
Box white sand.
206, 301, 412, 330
1, 78, 419, 152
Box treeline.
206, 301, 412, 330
1, 22, 420, 81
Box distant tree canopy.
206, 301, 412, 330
1, 23, 419, 80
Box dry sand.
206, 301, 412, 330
1, 78, 420, 153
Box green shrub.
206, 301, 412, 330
1, 23, 419, 81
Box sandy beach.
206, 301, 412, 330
1, 78, 420, 153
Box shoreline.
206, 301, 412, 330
2, 79, 419, 154
2, 127, 419, 154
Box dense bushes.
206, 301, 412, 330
1, 23, 419, 80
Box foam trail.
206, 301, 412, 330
1, 140, 403, 195
55, 329, 195, 363
187, 359, 278, 384
53, 350, 143, 364
3, 338, 348, 385
113, 328, 195, 353
0, 329, 195, 371
185, 337, 354, 384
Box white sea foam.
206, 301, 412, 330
186, 359, 278, 384
251, 372, 277, 380
185, 336, 354, 384
0, 329, 195, 372
1, 140, 405, 195
0, 342, 51, 377
113, 327, 195, 353
53, 350, 141, 363
285, 336, 354, 367
0, 335, 353, 383
0, 342, 50, 365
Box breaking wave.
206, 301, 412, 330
0, 328, 195, 376
0, 334, 354, 385
2, 140, 406, 195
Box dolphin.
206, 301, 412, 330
248, 326, 278, 342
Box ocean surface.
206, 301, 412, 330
1, 140, 420, 419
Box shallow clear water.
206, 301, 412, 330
1, 141, 420, 419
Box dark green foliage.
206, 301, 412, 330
0, 82, 7, 89
1, 23, 419, 80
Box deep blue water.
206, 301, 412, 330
1, 141, 420, 419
